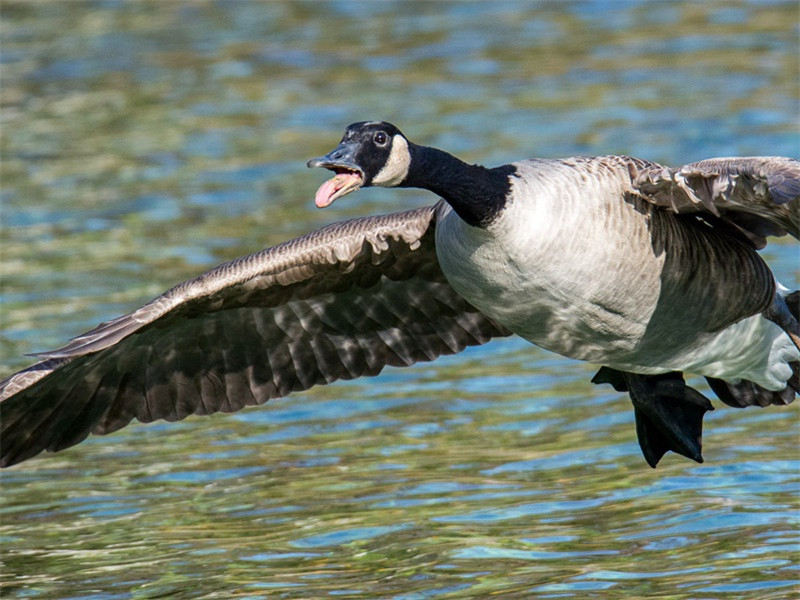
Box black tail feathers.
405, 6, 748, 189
706, 372, 797, 408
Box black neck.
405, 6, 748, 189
400, 144, 516, 228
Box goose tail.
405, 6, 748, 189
704, 372, 797, 408
710, 288, 799, 408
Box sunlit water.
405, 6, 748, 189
1, 2, 799, 598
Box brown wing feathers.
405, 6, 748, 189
631, 156, 800, 248
0, 204, 510, 466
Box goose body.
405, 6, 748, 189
434, 157, 794, 389
1, 121, 798, 468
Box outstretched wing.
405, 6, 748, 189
0, 202, 510, 467
630, 156, 800, 248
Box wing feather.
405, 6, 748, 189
0, 203, 510, 467
630, 156, 800, 248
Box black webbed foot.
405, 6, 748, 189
592, 368, 713, 468
627, 374, 712, 467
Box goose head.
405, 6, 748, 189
308, 121, 411, 207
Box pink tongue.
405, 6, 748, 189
314, 172, 360, 208
314, 178, 339, 208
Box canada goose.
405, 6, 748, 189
1, 121, 798, 469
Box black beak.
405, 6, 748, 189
307, 141, 362, 174
307, 141, 367, 208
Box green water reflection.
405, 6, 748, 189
1, 1, 799, 598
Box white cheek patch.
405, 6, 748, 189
372, 135, 411, 187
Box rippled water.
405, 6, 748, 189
1, 1, 799, 598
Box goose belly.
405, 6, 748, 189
435, 202, 665, 365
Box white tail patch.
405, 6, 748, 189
684, 315, 799, 390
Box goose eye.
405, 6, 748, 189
374, 131, 388, 145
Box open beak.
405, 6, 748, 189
307, 142, 364, 208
